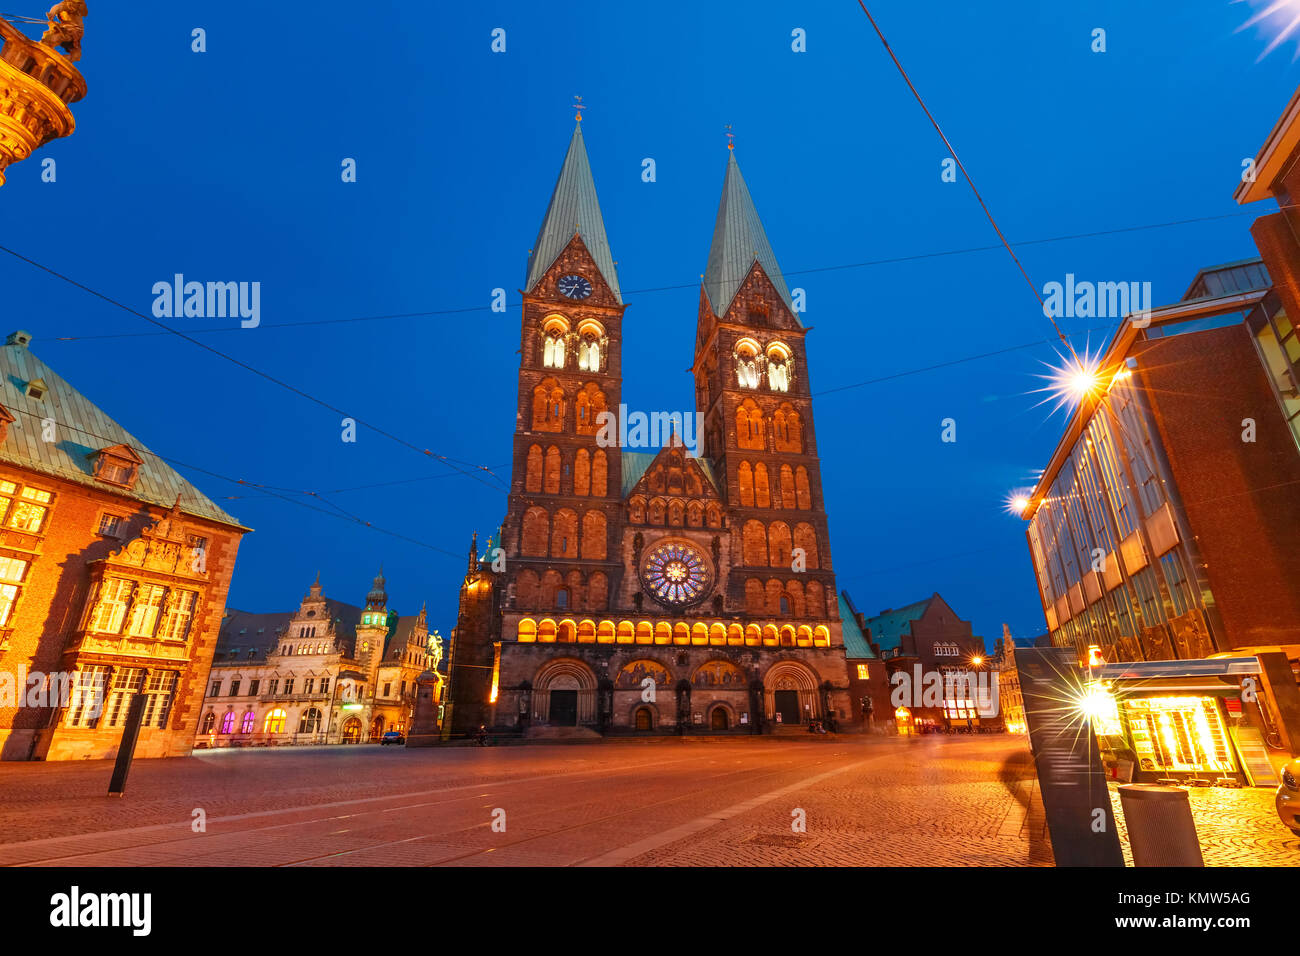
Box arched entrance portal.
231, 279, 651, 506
533, 658, 599, 726
764, 660, 820, 726
341, 717, 362, 743
634, 707, 653, 731
710, 707, 729, 730
370, 716, 385, 741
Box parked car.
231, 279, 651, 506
1275, 758, 1300, 836
380, 730, 405, 746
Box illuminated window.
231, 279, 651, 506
856, 664, 869, 680
6, 485, 51, 533
155, 587, 196, 641
298, 707, 322, 734
240, 710, 255, 734
0, 555, 27, 627
89, 577, 134, 634
766, 342, 792, 391
126, 583, 167, 637
220, 711, 236, 734
67, 666, 108, 727
201, 712, 215, 734
735, 339, 761, 389
263, 708, 287, 734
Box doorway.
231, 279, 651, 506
341, 717, 362, 743
710, 707, 729, 730
774, 690, 801, 725
549, 689, 578, 726
634, 707, 653, 731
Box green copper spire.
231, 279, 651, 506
702, 149, 796, 321
525, 123, 622, 303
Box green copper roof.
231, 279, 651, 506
525, 123, 622, 303
619, 451, 722, 499
864, 595, 936, 654
703, 150, 796, 320
0, 332, 244, 528
838, 592, 876, 660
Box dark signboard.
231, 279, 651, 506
1018, 647, 1124, 867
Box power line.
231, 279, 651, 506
855, 1, 1074, 357
35, 210, 1261, 343
2, 404, 472, 561
0, 242, 507, 493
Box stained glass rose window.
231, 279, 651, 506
641, 541, 711, 607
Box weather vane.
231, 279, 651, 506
574, 94, 585, 122
725, 123, 735, 150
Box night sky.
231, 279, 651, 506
1, 1, 1292, 647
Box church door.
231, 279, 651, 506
710, 708, 729, 730
550, 690, 578, 726
634, 707, 653, 731
774, 690, 801, 725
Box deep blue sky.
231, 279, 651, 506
1, 1, 1293, 646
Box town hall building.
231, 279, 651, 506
438, 121, 853, 736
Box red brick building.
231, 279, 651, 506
439, 125, 852, 737
0, 330, 247, 761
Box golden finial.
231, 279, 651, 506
725, 124, 735, 150
574, 94, 586, 122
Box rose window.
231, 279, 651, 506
641, 542, 711, 608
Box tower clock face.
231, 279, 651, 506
641, 541, 712, 608
557, 274, 592, 300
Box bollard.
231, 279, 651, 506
1118, 784, 1203, 866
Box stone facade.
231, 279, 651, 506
439, 129, 853, 737
196, 572, 440, 748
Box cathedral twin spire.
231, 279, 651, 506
526, 123, 792, 320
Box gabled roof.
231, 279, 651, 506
864, 594, 937, 654
0, 332, 244, 528
215, 598, 364, 663
525, 123, 621, 303
620, 443, 722, 501
838, 592, 875, 660
703, 150, 795, 320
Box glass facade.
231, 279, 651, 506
1026, 375, 1216, 660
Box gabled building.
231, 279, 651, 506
0, 330, 248, 760
197, 570, 440, 747
439, 124, 852, 737
853, 592, 990, 734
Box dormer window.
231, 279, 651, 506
25, 378, 46, 401
92, 444, 143, 488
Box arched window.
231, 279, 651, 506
736, 400, 765, 450
201, 712, 215, 734
574, 448, 591, 496
263, 708, 286, 734
298, 708, 322, 734
738, 461, 754, 507
767, 342, 792, 392
575, 384, 606, 436
795, 466, 812, 510
581, 510, 607, 560
755, 463, 771, 508
551, 509, 578, 558
544, 446, 562, 494
518, 619, 537, 642
577, 335, 601, 371
220, 711, 236, 734
768, 521, 792, 568
742, 520, 767, 565
592, 450, 608, 496
794, 523, 820, 569
786, 580, 806, 617
515, 570, 539, 606
532, 380, 565, 432
542, 317, 569, 369
780, 464, 795, 509
774, 403, 802, 453
521, 507, 549, 556
240, 710, 255, 734
735, 338, 761, 389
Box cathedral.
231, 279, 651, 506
439, 121, 853, 736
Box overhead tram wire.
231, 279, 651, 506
854, 1, 1077, 360
35, 209, 1266, 343
0, 243, 507, 493
1, 404, 474, 561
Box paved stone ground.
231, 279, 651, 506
0, 735, 1287, 866
1107, 782, 1300, 867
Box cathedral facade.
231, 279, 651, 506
441, 123, 852, 736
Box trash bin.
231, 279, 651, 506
1117, 784, 1203, 867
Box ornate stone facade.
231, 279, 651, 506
439, 128, 853, 737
